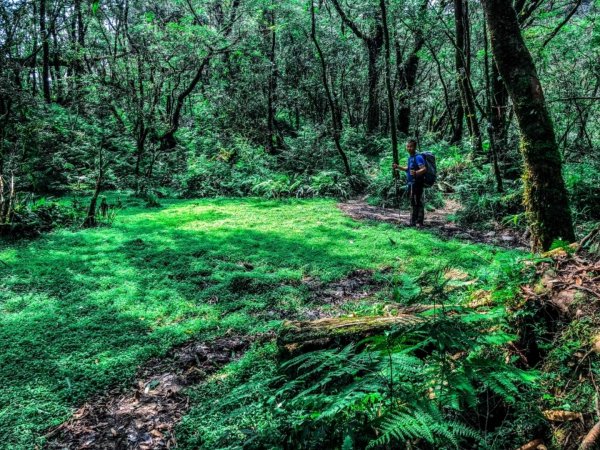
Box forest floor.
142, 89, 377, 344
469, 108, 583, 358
0, 197, 526, 449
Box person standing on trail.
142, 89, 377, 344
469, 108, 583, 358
393, 139, 427, 227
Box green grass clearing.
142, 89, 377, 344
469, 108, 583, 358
0, 198, 525, 449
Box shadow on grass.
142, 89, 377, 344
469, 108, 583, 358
0, 198, 518, 448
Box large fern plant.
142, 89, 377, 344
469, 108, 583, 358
265, 267, 541, 449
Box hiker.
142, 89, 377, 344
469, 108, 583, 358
393, 139, 427, 227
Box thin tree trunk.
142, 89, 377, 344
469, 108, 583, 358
31, 1, 39, 96
74, 0, 85, 76
482, 0, 575, 251
491, 62, 509, 155
310, 0, 352, 178
454, 0, 482, 154
380, 0, 400, 202
483, 16, 503, 193
450, 95, 464, 144
40, 0, 51, 102
396, 0, 428, 137
265, 6, 278, 154
366, 36, 382, 133
51, 21, 62, 103
329, 0, 382, 134
83, 149, 105, 228
426, 42, 457, 139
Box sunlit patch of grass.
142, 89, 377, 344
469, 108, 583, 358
0, 198, 524, 448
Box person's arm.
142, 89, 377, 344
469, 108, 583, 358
392, 163, 408, 172
409, 156, 426, 176
414, 165, 427, 176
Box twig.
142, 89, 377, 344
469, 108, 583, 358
580, 420, 600, 449
571, 285, 600, 299
541, 0, 583, 49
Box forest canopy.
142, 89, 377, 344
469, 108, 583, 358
1, 0, 598, 246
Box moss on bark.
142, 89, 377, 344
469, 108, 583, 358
482, 0, 575, 251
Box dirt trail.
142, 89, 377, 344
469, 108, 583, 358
45, 336, 252, 450
338, 198, 529, 249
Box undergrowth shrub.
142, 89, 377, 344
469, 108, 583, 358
176, 142, 359, 200
454, 164, 524, 230
454, 160, 599, 231
564, 162, 600, 222
0, 196, 82, 237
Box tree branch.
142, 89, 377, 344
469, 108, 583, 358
328, 0, 369, 42
541, 0, 582, 48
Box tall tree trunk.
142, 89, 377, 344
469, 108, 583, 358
134, 124, 148, 194
482, 0, 575, 251
310, 0, 352, 178
31, 1, 39, 96
450, 96, 464, 144
40, 0, 51, 102
74, 0, 85, 76
329, 0, 382, 134
490, 62, 509, 153
265, 6, 278, 154
50, 21, 62, 103
380, 0, 400, 203
366, 34, 382, 133
454, 0, 482, 154
83, 148, 105, 228
483, 17, 503, 193
396, 0, 427, 137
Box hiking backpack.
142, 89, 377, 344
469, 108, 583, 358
420, 152, 437, 187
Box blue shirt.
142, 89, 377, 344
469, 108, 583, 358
406, 154, 425, 185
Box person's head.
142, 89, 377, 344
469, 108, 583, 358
406, 139, 417, 155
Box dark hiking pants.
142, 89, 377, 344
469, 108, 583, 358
409, 180, 425, 226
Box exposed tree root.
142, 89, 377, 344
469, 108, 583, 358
517, 438, 546, 450
580, 420, 600, 450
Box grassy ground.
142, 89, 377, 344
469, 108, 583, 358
0, 198, 525, 449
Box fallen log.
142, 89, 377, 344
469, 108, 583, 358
277, 314, 422, 356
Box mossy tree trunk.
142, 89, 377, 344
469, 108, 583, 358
278, 315, 421, 356
380, 0, 399, 201
481, 0, 575, 252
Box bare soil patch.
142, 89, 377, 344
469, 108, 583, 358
45, 335, 252, 450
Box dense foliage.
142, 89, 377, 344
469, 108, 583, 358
1, 0, 599, 235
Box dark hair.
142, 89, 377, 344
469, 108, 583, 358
406, 139, 417, 146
